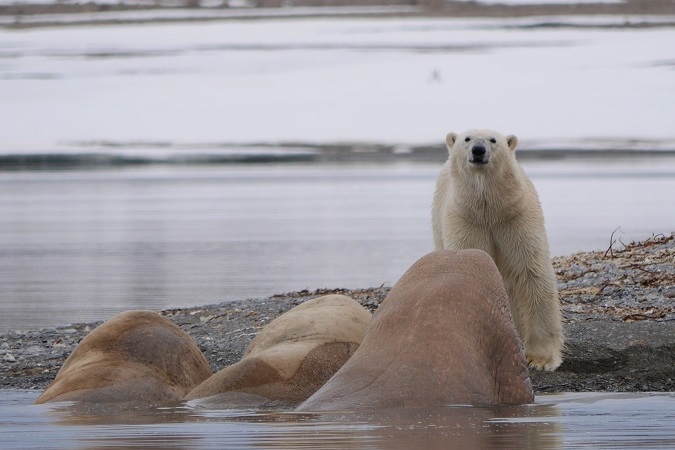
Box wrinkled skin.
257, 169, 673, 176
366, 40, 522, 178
298, 249, 534, 411
184, 294, 371, 407
35, 310, 212, 404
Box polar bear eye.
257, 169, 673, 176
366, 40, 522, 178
464, 137, 471, 142
489, 138, 497, 144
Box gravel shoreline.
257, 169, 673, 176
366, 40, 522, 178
2, 0, 675, 18
1, 233, 673, 393
2, 0, 675, 30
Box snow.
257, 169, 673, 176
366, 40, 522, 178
1, 15, 674, 153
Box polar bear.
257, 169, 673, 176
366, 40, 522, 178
431, 129, 563, 371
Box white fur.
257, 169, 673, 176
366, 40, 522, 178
432, 129, 564, 371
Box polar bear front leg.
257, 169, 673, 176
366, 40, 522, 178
495, 227, 564, 371
505, 269, 564, 371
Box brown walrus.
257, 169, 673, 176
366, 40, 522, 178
184, 294, 371, 407
34, 310, 212, 404
297, 249, 534, 411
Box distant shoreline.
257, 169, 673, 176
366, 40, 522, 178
1, 143, 675, 170
2, 1, 675, 29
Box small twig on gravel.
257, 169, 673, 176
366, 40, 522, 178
224, 327, 259, 336
620, 263, 657, 274
595, 278, 625, 295
623, 312, 667, 322
604, 227, 622, 259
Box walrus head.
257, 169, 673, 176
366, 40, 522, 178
297, 249, 534, 411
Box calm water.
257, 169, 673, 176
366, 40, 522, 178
1, 158, 674, 334
1, 390, 674, 449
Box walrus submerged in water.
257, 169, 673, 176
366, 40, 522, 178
297, 249, 534, 411
34, 310, 212, 404
35, 295, 371, 406
184, 294, 371, 407
35, 249, 533, 409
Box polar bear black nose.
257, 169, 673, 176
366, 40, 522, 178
472, 145, 487, 158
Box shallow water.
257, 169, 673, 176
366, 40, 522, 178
1, 390, 674, 449
1, 158, 674, 334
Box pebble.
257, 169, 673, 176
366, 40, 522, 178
23, 346, 45, 356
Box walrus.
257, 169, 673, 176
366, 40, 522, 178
297, 249, 534, 411
184, 294, 371, 407
34, 310, 212, 404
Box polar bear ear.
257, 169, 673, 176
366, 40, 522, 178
506, 134, 518, 151
445, 132, 458, 149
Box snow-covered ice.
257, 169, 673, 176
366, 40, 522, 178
1, 15, 674, 153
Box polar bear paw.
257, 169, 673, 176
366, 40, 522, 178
526, 352, 562, 372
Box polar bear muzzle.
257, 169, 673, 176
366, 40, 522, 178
469, 139, 489, 165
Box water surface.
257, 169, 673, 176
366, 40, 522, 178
1, 390, 674, 449
1, 159, 674, 333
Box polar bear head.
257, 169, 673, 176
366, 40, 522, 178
445, 129, 518, 170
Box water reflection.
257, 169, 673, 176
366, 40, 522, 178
283, 406, 562, 450
0, 392, 670, 449
41, 399, 563, 450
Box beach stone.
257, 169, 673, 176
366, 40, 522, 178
23, 345, 44, 356
184, 294, 371, 407
34, 310, 212, 404
297, 249, 534, 411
